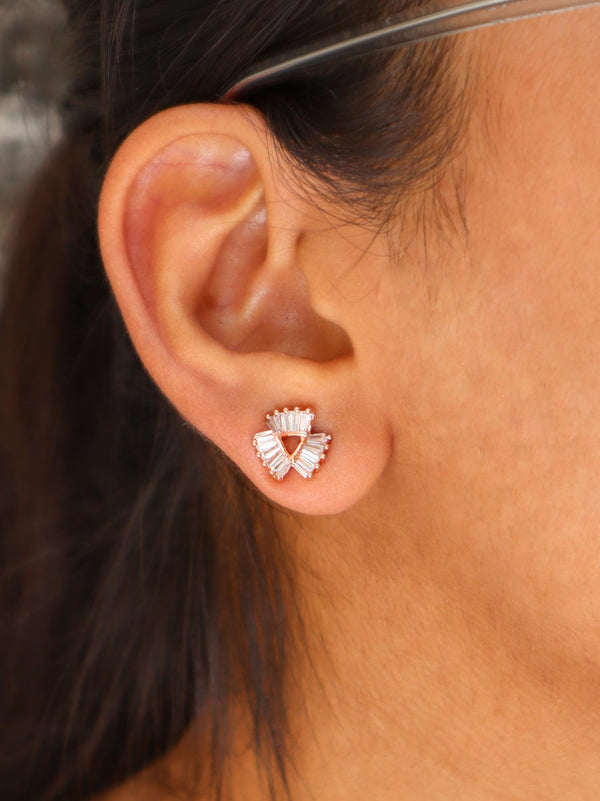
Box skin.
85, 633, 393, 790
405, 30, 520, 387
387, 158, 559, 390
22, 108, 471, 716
97, 7, 600, 800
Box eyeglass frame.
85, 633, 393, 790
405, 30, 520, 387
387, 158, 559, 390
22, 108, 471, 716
223, 0, 599, 100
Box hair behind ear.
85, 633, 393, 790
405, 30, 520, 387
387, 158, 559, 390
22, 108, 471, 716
1, 0, 465, 797
0, 134, 299, 801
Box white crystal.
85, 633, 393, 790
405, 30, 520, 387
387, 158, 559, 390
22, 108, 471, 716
270, 452, 286, 469
297, 411, 311, 434
273, 459, 292, 479
263, 446, 281, 461
292, 459, 311, 479
256, 430, 277, 445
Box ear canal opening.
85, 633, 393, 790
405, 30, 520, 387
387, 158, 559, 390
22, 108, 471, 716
197, 206, 354, 362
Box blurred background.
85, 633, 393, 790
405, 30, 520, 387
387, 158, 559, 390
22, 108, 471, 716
0, 0, 65, 286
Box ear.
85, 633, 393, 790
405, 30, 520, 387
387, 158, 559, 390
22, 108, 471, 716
97, 103, 391, 514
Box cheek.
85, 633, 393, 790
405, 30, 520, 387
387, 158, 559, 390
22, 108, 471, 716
387, 238, 600, 694
380, 14, 600, 685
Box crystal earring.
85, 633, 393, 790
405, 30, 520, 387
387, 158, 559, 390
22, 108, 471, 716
253, 407, 332, 480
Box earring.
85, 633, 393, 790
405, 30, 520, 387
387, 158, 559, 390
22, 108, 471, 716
253, 407, 332, 480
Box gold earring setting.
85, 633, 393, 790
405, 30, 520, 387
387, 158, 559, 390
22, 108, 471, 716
253, 407, 332, 480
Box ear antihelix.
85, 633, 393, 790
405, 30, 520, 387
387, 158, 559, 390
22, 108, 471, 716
123, 129, 353, 365
125, 133, 261, 274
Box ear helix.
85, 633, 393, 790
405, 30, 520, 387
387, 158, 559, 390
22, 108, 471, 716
253, 406, 332, 480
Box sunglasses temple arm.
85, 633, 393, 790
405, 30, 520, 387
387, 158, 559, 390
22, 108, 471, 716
224, 0, 600, 99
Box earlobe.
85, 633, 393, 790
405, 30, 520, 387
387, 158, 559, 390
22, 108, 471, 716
98, 103, 392, 514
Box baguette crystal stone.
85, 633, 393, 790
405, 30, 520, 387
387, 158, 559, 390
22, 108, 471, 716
253, 406, 332, 480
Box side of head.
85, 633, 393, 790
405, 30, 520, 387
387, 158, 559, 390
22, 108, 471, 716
5, 0, 600, 797
0, 2, 464, 799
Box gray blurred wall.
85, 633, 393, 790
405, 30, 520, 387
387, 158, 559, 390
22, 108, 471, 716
0, 0, 65, 279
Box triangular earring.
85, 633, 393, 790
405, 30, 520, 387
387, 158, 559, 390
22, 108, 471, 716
253, 407, 332, 480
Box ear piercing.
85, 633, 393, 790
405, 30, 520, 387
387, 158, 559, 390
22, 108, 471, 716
253, 407, 332, 480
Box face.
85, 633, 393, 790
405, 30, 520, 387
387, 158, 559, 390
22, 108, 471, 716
99, 1, 600, 708
88, 10, 600, 797
337, 5, 600, 686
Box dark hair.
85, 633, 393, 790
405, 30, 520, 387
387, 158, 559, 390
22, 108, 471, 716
0, 2, 464, 800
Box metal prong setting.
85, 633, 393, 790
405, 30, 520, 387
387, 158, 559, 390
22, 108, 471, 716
253, 406, 332, 480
